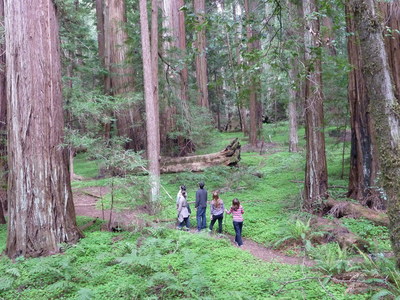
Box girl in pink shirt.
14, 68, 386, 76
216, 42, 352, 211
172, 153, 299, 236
226, 198, 244, 246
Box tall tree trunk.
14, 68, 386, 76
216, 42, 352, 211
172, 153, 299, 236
5, 0, 82, 258
346, 2, 381, 206
194, 0, 209, 108
379, 2, 400, 103
286, 0, 300, 153
139, 0, 160, 209
0, 0, 7, 224
151, 0, 160, 154
303, 0, 328, 213
348, 0, 400, 268
244, 0, 261, 146
99, 0, 145, 151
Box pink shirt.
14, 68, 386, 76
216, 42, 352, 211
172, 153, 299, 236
226, 205, 244, 222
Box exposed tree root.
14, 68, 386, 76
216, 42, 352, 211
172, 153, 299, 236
310, 217, 370, 252
324, 198, 389, 227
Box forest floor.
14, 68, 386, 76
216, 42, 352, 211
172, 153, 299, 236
73, 186, 314, 267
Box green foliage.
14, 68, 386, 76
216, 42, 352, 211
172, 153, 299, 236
312, 243, 359, 276
342, 218, 391, 252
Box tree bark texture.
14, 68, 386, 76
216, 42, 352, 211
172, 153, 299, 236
303, 0, 328, 213
286, 0, 300, 153
244, 0, 262, 147
379, 2, 400, 103
160, 138, 241, 173
139, 0, 160, 205
101, 0, 145, 151
345, 2, 381, 206
348, 0, 400, 267
194, 0, 209, 108
0, 0, 7, 224
5, 0, 82, 258
151, 0, 160, 154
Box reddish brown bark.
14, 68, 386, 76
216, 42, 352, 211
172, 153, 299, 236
348, 0, 400, 268
303, 0, 328, 213
346, 3, 381, 206
194, 0, 209, 108
244, 0, 262, 147
5, 0, 82, 258
97, 0, 145, 151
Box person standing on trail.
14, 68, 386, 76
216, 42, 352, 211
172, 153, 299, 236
226, 198, 244, 247
176, 185, 186, 208
195, 181, 208, 231
177, 190, 190, 230
209, 191, 224, 234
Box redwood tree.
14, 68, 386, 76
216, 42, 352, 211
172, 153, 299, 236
244, 0, 262, 147
346, 2, 380, 206
194, 0, 209, 108
5, 0, 82, 258
303, 0, 328, 212
96, 0, 145, 151
348, 0, 400, 267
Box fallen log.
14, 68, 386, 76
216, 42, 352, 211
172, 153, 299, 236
160, 138, 241, 173
324, 198, 389, 227
310, 217, 370, 252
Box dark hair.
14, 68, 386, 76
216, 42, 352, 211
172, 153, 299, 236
232, 198, 240, 211
180, 185, 186, 191
181, 191, 187, 198
198, 181, 205, 188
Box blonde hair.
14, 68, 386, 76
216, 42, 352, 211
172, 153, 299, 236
212, 191, 222, 208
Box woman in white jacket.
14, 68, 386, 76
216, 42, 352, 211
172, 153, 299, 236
177, 191, 190, 230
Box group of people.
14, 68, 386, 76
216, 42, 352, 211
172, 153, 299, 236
176, 182, 245, 247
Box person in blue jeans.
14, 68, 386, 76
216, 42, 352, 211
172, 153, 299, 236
226, 198, 244, 247
195, 181, 208, 231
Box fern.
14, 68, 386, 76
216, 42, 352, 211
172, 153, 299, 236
5, 268, 20, 278
0, 276, 14, 291
77, 288, 95, 300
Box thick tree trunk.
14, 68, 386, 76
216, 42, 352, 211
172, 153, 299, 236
194, 0, 209, 108
5, 0, 82, 258
151, 0, 160, 154
100, 0, 145, 151
303, 0, 328, 213
348, 0, 400, 267
379, 2, 400, 103
139, 0, 160, 207
244, 0, 261, 147
160, 138, 241, 173
0, 0, 7, 224
345, 3, 381, 206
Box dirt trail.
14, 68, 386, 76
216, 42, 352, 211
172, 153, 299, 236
73, 186, 314, 266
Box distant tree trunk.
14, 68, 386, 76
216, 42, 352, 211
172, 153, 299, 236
5, 0, 82, 258
139, 0, 160, 208
348, 0, 400, 268
0, 0, 7, 224
151, 0, 160, 154
194, 0, 209, 108
345, 2, 381, 206
244, 0, 262, 147
286, 0, 300, 153
303, 0, 328, 213
175, 0, 189, 105
99, 0, 145, 151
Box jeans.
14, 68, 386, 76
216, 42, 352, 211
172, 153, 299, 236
179, 217, 190, 230
196, 206, 207, 231
209, 214, 223, 233
233, 221, 243, 246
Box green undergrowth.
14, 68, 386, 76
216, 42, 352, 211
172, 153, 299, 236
0, 218, 369, 299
